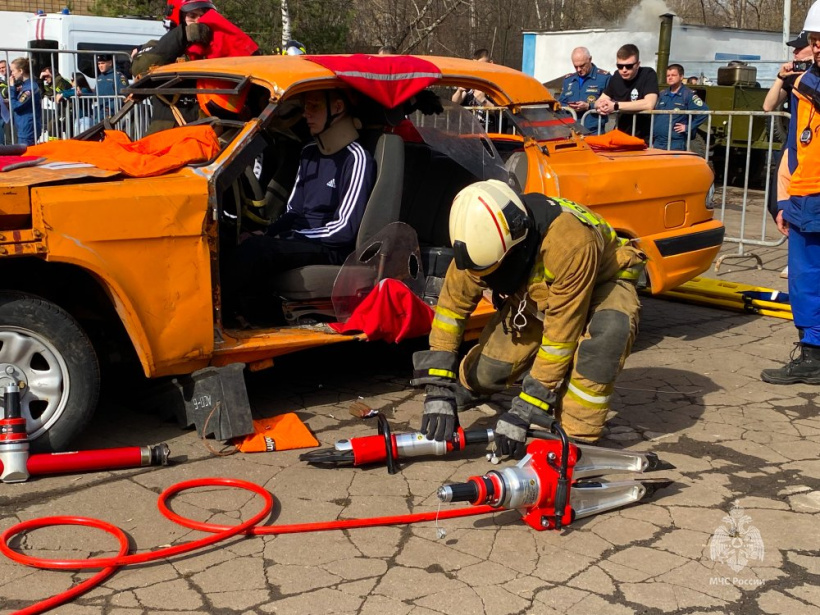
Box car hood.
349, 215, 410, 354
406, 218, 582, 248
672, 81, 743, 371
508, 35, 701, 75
0, 163, 119, 188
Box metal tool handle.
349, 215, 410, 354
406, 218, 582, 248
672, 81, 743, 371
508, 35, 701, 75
548, 422, 571, 530
437, 481, 480, 504
4, 383, 21, 419
374, 413, 398, 474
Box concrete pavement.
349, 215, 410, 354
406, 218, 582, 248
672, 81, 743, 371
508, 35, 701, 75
1, 240, 819, 615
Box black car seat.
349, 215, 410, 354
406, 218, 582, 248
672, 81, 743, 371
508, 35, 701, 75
505, 151, 528, 192
270, 132, 405, 300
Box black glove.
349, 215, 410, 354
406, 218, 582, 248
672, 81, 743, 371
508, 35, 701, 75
495, 374, 557, 459
186, 23, 212, 45
412, 350, 460, 442
420, 383, 458, 441
494, 409, 529, 459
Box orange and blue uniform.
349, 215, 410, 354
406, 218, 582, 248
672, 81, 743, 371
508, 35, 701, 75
781, 66, 820, 345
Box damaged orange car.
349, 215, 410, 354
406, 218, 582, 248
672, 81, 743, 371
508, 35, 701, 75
0, 54, 723, 450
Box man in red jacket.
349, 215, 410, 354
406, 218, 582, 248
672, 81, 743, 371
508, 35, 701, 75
130, 0, 258, 133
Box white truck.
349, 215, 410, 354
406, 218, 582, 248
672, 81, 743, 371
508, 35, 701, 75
0, 11, 34, 52
1, 11, 166, 82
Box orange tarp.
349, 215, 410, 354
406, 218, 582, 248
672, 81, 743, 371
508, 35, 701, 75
584, 129, 647, 152
28, 125, 221, 177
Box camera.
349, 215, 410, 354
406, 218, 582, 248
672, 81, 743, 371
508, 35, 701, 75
793, 60, 813, 73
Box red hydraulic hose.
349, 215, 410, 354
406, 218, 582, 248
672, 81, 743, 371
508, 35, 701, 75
0, 477, 496, 614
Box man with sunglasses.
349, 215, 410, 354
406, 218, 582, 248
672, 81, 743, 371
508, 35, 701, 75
595, 44, 659, 142
412, 181, 645, 455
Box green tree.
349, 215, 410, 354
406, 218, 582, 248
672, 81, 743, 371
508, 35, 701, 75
291, 0, 352, 53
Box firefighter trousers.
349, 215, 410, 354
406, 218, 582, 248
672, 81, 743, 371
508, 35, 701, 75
459, 279, 640, 442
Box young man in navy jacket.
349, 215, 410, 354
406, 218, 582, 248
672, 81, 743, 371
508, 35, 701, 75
231, 89, 376, 311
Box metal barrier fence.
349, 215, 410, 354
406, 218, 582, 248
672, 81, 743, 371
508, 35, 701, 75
573, 107, 790, 270
466, 103, 787, 269
1, 47, 152, 145
469, 103, 789, 270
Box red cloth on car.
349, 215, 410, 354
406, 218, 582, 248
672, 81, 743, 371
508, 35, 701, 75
187, 11, 259, 60
307, 55, 441, 109
0, 155, 44, 172
584, 129, 647, 152
330, 278, 434, 343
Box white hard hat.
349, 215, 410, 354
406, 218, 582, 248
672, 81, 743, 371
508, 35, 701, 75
449, 179, 530, 272
805, 1, 820, 32
284, 40, 306, 55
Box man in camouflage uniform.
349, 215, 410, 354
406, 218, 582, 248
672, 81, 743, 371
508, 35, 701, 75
39, 65, 71, 139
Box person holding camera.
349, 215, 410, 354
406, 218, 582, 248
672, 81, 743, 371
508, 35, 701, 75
8, 57, 42, 146
763, 31, 813, 114
761, 3, 820, 384
762, 31, 813, 257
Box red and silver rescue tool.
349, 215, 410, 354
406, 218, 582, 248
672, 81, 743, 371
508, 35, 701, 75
437, 423, 671, 531
0, 383, 170, 483
299, 407, 494, 474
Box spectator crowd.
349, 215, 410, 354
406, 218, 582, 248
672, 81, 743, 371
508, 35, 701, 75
554, 43, 709, 149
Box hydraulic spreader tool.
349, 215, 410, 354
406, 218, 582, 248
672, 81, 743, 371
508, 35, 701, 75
437, 423, 672, 531
0, 383, 170, 483
300, 412, 672, 529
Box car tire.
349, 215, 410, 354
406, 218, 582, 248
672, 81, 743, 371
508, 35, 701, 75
0, 292, 100, 452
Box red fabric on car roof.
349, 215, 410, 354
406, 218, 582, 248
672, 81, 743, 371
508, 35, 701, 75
307, 55, 441, 109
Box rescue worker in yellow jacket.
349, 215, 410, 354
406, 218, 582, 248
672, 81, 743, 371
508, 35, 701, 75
411, 180, 645, 456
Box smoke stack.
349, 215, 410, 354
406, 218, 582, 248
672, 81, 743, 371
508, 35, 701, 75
657, 13, 674, 84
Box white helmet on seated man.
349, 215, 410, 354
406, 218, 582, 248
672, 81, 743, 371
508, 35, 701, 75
449, 179, 531, 273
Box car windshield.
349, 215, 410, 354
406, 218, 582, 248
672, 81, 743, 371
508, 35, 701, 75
407, 100, 509, 182
506, 104, 586, 140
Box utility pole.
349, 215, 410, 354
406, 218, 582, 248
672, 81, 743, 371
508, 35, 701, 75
281, 0, 292, 49
469, 0, 476, 54
783, 0, 792, 59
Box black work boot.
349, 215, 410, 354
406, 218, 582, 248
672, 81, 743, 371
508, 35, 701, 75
761, 343, 820, 384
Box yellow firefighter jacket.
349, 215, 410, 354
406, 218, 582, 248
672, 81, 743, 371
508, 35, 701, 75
430, 197, 641, 390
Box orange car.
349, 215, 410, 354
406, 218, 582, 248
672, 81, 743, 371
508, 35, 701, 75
0, 54, 722, 450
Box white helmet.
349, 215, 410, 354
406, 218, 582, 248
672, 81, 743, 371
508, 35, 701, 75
449, 179, 530, 272
284, 40, 306, 55
805, 1, 820, 32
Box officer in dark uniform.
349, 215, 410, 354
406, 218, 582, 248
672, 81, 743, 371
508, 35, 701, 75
652, 63, 708, 151
557, 47, 610, 134
94, 54, 129, 118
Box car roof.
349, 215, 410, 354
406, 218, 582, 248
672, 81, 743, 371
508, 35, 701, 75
151, 54, 554, 106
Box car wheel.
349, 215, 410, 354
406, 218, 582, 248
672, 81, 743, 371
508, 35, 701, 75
0, 292, 100, 452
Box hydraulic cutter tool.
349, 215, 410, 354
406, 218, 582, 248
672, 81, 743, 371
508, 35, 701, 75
299, 410, 486, 473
